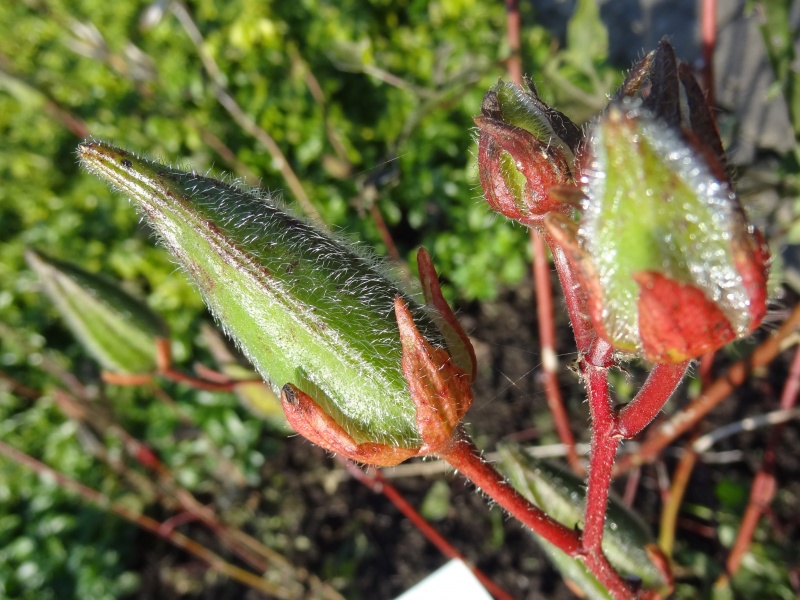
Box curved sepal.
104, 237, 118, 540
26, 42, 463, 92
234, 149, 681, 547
396, 297, 473, 453
416, 248, 476, 382
281, 384, 419, 467
634, 271, 735, 363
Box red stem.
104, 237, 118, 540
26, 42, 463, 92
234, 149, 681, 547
369, 200, 402, 263
701, 0, 717, 109
441, 429, 635, 599
582, 365, 619, 554
616, 361, 690, 438
551, 244, 595, 353
504, 0, 523, 86
531, 232, 581, 472
443, 430, 580, 553
506, 0, 580, 473
154, 338, 254, 392
342, 459, 514, 600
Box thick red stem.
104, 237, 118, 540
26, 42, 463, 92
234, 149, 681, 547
616, 361, 689, 438
442, 429, 635, 599
443, 430, 581, 554
582, 365, 619, 554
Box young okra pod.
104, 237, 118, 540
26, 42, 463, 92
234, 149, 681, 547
79, 141, 473, 465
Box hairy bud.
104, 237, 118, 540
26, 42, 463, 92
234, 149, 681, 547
475, 79, 583, 227
79, 141, 474, 465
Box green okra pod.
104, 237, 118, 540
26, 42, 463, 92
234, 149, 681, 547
78, 141, 446, 449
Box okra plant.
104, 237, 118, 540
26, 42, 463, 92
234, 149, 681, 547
32, 40, 771, 599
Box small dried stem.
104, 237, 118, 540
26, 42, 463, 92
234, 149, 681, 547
170, 1, 324, 225
531, 232, 581, 473
188, 117, 261, 185
0, 53, 91, 138
657, 353, 712, 558
0, 370, 42, 401
719, 343, 800, 583
154, 338, 260, 392
504, 0, 524, 86
657, 444, 698, 557
701, 0, 718, 109
51, 390, 310, 592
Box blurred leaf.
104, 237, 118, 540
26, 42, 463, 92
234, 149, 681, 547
565, 0, 608, 71
26, 249, 167, 374
419, 480, 451, 522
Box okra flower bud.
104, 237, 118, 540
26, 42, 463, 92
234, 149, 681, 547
475, 79, 583, 227
79, 142, 474, 465
26, 248, 167, 374
547, 101, 769, 363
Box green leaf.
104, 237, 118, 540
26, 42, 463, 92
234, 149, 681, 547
26, 249, 166, 373
565, 0, 608, 70
79, 141, 445, 448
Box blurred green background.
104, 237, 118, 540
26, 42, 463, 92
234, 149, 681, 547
0, 1, 620, 597
2, 0, 799, 598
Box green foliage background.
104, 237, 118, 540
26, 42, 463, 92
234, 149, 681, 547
0, 1, 618, 596
2, 0, 797, 598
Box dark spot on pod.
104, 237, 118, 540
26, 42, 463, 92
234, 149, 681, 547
282, 384, 298, 405
121, 159, 133, 169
